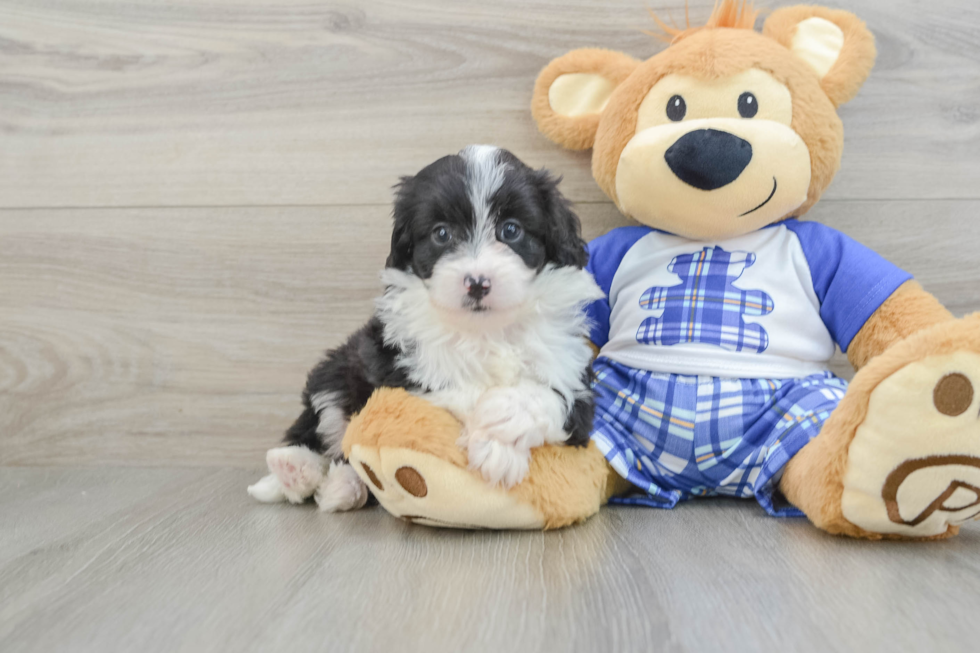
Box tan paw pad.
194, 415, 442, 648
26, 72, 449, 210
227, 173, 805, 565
346, 444, 544, 530
842, 352, 980, 537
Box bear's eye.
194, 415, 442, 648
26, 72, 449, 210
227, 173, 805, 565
666, 95, 686, 121
738, 92, 758, 118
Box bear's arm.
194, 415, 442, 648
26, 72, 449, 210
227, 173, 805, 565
847, 280, 954, 370
584, 225, 654, 353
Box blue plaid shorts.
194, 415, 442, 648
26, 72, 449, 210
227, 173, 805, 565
591, 357, 848, 517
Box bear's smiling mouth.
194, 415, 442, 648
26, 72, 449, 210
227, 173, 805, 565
738, 176, 778, 217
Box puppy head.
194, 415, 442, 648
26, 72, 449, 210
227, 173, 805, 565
386, 145, 587, 325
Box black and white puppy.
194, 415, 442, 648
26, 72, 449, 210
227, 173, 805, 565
248, 145, 602, 512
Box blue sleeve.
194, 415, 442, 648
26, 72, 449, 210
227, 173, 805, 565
585, 226, 652, 348
784, 220, 912, 352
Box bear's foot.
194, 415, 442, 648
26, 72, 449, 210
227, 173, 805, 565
784, 315, 980, 539
342, 387, 613, 530
842, 347, 980, 537
347, 442, 546, 529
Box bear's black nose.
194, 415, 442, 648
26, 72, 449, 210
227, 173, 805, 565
664, 129, 753, 191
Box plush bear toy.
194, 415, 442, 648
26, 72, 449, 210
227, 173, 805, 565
343, 1, 980, 539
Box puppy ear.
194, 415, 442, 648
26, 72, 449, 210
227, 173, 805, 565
764, 6, 876, 107
533, 170, 589, 268
532, 48, 639, 151
386, 176, 415, 269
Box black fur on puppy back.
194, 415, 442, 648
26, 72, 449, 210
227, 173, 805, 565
283, 317, 416, 455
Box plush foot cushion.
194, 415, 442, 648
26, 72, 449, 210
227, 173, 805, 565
341, 388, 613, 530
783, 314, 980, 539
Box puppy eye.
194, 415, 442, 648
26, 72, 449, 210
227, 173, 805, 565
498, 220, 524, 244
738, 92, 758, 118
431, 224, 452, 245
666, 95, 686, 121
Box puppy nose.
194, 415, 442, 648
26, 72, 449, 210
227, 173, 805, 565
665, 128, 753, 191
464, 275, 491, 300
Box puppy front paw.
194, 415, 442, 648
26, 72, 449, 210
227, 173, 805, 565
459, 387, 548, 488
464, 437, 531, 488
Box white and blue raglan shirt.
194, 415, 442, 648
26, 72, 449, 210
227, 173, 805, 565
585, 220, 912, 380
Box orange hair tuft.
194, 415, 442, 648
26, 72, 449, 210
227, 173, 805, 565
646, 0, 760, 43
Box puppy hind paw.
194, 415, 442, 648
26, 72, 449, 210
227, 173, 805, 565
247, 473, 288, 503
314, 461, 370, 512
266, 446, 326, 504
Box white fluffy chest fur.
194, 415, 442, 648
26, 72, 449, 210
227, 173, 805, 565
376, 265, 603, 419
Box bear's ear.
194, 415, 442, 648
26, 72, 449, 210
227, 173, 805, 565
764, 6, 876, 107
531, 48, 639, 150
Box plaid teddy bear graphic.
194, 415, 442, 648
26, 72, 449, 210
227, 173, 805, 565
636, 246, 774, 353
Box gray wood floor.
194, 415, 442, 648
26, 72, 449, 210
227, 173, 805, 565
2, 1, 980, 651
2, 468, 980, 653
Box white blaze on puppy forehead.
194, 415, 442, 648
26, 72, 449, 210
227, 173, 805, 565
460, 144, 507, 249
